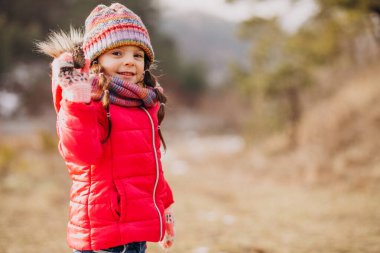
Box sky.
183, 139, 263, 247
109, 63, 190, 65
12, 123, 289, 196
156, 0, 319, 33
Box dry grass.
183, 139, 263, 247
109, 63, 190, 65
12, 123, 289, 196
0, 130, 379, 253
156, 133, 380, 253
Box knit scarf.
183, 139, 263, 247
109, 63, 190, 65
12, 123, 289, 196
92, 76, 158, 108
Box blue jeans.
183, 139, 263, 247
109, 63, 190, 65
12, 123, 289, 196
73, 242, 147, 253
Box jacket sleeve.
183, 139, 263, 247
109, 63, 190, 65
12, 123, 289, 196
56, 99, 107, 165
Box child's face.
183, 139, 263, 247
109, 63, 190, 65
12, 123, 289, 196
98, 45, 145, 84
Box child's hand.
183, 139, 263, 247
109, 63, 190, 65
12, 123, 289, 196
52, 52, 93, 103
159, 206, 175, 250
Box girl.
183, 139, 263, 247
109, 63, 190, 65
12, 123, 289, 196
37, 3, 175, 253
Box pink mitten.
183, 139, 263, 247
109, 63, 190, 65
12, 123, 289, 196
52, 52, 93, 103
160, 206, 175, 249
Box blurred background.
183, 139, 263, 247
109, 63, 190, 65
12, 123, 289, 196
1, 0, 380, 252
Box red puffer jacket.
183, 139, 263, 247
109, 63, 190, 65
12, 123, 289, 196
55, 88, 174, 250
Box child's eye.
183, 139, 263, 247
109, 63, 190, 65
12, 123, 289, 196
111, 51, 122, 56
134, 53, 144, 58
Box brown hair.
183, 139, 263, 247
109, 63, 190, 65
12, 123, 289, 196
143, 56, 168, 150
90, 56, 168, 149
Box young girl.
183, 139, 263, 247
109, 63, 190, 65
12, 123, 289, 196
37, 3, 175, 253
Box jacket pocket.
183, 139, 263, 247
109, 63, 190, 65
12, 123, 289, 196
114, 180, 127, 221
110, 191, 121, 221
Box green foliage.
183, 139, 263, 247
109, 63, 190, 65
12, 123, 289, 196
286, 19, 342, 66
180, 62, 208, 102
229, 0, 379, 142
235, 17, 290, 97
227, 0, 380, 147
0, 0, 72, 70
265, 64, 312, 97
239, 17, 281, 40
229, 1, 356, 142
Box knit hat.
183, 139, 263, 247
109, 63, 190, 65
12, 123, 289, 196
82, 3, 154, 67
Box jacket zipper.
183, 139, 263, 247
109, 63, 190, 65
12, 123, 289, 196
141, 107, 163, 241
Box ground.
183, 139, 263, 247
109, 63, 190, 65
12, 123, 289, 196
0, 131, 379, 253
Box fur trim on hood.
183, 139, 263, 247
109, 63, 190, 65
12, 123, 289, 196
36, 27, 83, 58
36, 27, 87, 113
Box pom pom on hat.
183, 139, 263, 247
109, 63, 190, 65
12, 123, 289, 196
82, 3, 154, 67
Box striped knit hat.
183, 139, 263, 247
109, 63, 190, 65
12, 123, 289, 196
82, 3, 154, 67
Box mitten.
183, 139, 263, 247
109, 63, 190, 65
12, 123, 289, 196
159, 206, 175, 250
52, 52, 93, 103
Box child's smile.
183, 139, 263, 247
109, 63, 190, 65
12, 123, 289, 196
98, 45, 145, 84
117, 71, 135, 77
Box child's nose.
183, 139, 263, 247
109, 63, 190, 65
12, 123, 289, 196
123, 54, 135, 66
